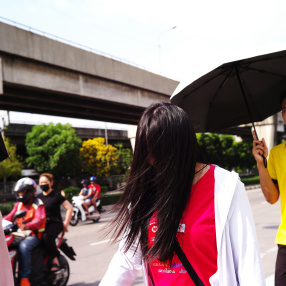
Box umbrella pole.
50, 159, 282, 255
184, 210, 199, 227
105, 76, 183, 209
234, 67, 267, 167
234, 67, 259, 139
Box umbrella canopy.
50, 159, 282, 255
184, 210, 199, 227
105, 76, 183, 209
0, 134, 9, 162
171, 50, 286, 134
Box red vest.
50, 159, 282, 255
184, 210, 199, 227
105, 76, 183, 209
16, 198, 45, 239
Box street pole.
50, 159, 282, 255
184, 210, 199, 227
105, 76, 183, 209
105, 122, 108, 146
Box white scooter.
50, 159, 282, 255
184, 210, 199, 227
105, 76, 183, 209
69, 195, 102, 226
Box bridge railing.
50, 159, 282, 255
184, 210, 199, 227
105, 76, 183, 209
0, 16, 159, 76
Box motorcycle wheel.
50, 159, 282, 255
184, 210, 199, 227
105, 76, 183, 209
57, 254, 70, 286
69, 207, 80, 226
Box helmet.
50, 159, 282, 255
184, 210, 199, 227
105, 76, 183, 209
81, 179, 88, 185
14, 177, 37, 204
90, 176, 96, 182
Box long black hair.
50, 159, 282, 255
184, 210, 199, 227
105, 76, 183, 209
110, 102, 206, 262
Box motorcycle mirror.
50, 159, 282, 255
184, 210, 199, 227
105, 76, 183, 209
13, 210, 26, 222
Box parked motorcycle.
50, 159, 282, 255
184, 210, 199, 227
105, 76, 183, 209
3, 210, 76, 286
69, 195, 102, 226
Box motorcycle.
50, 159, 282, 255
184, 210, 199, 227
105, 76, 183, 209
69, 195, 102, 226
3, 210, 76, 286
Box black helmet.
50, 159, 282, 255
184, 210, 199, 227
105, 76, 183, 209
81, 179, 88, 185
14, 177, 37, 204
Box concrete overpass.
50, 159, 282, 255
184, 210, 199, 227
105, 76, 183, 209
0, 21, 179, 125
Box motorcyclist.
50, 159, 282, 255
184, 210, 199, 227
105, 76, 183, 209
4, 177, 46, 286
89, 176, 101, 214
79, 179, 96, 218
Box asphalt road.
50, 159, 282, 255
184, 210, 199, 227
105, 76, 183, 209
64, 187, 280, 286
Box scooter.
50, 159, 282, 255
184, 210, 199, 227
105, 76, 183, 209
3, 210, 76, 286
69, 195, 102, 226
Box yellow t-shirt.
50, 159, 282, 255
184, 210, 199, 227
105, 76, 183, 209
268, 142, 286, 245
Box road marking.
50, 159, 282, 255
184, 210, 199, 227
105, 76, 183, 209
261, 246, 277, 259
90, 239, 111, 246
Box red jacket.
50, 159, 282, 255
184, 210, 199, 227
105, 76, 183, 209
5, 198, 46, 238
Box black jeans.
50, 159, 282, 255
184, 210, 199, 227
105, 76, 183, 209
275, 244, 286, 285
42, 220, 63, 260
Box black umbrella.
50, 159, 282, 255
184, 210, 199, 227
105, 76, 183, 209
0, 134, 9, 162
171, 49, 286, 137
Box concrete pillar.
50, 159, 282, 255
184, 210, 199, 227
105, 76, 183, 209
252, 115, 276, 155
128, 125, 137, 152
0, 58, 3, 94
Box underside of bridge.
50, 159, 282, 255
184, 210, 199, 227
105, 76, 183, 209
1, 82, 145, 125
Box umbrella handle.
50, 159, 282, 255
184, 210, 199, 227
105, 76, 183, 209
253, 128, 267, 168
262, 155, 267, 168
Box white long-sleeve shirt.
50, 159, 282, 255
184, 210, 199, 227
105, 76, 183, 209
100, 166, 265, 286
0, 212, 14, 286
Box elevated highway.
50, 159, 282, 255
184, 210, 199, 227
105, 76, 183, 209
0, 21, 179, 125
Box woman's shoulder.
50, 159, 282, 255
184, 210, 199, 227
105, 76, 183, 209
53, 189, 66, 202
214, 165, 239, 180
214, 165, 242, 193
36, 192, 44, 199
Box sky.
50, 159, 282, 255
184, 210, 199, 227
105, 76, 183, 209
1, 0, 286, 127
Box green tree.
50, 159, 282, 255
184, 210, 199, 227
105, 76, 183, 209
114, 143, 133, 174
232, 140, 256, 172
80, 137, 119, 179
196, 133, 254, 172
25, 123, 82, 177
196, 133, 225, 166
0, 137, 23, 191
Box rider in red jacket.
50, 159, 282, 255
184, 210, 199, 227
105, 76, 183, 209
89, 176, 101, 215
4, 178, 46, 286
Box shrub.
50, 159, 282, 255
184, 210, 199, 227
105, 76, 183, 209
101, 192, 122, 205
0, 202, 15, 215
240, 176, 260, 186
64, 187, 80, 202
101, 186, 109, 193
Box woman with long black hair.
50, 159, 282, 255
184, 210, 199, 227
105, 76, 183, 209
100, 102, 265, 286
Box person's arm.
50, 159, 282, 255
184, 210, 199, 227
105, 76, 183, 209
252, 131, 279, 204
229, 181, 266, 285
99, 233, 142, 286
24, 204, 46, 231
85, 188, 93, 199
79, 189, 83, 196
3, 203, 18, 222
62, 200, 73, 232
94, 190, 99, 199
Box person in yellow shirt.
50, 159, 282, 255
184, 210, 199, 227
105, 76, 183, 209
252, 94, 286, 286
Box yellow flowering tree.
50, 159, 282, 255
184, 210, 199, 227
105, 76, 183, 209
0, 137, 23, 191
80, 137, 119, 178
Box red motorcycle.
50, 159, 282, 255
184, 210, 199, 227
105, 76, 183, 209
3, 210, 76, 286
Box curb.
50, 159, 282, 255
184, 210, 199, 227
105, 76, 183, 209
245, 184, 261, 190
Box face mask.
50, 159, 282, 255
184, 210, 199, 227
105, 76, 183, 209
17, 193, 26, 203
17, 191, 33, 204
40, 184, 50, 192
